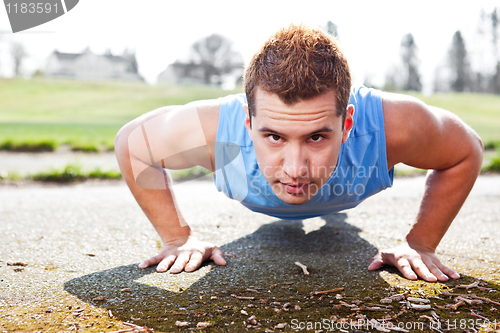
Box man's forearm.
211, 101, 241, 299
406, 149, 483, 251
125, 171, 191, 242
115, 125, 191, 242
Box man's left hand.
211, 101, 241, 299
367, 243, 460, 282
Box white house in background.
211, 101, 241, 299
45, 47, 143, 81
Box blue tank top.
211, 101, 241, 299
213, 86, 394, 220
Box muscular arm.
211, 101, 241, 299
114, 100, 226, 273
368, 93, 484, 281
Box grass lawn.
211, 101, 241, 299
0, 77, 243, 151
1, 78, 499, 151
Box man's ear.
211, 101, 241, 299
243, 104, 252, 134
341, 104, 355, 144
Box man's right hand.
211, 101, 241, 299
138, 235, 227, 273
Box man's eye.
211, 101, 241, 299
268, 134, 281, 142
310, 134, 324, 142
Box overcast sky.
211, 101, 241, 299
0, 0, 498, 91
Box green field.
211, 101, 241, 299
0, 77, 243, 151
1, 78, 499, 151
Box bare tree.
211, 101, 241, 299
324, 20, 339, 39
189, 34, 243, 85
400, 33, 422, 91
11, 41, 27, 77
469, 7, 500, 93
470, 9, 489, 92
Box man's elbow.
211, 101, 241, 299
114, 124, 129, 164
475, 132, 485, 155
114, 120, 140, 170
467, 130, 484, 175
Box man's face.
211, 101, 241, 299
245, 88, 354, 205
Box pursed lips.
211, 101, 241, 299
279, 181, 311, 194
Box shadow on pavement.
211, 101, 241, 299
64, 213, 500, 331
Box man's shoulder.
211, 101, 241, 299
380, 92, 434, 169
216, 93, 251, 146
218, 93, 247, 111
349, 85, 381, 99
348, 86, 384, 138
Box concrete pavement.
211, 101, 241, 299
1, 175, 499, 332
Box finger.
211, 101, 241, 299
409, 258, 437, 282
433, 259, 460, 279
185, 251, 204, 272
367, 252, 384, 271
211, 247, 227, 266
421, 257, 449, 282
169, 253, 191, 274
139, 253, 166, 269
396, 258, 418, 280
157, 255, 177, 273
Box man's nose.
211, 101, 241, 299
282, 144, 308, 179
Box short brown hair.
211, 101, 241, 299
244, 23, 351, 125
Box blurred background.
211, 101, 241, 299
0, 0, 499, 181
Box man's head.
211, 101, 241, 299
244, 23, 352, 126
243, 24, 354, 205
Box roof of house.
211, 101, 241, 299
53, 50, 81, 61
52, 49, 133, 64
104, 54, 129, 63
